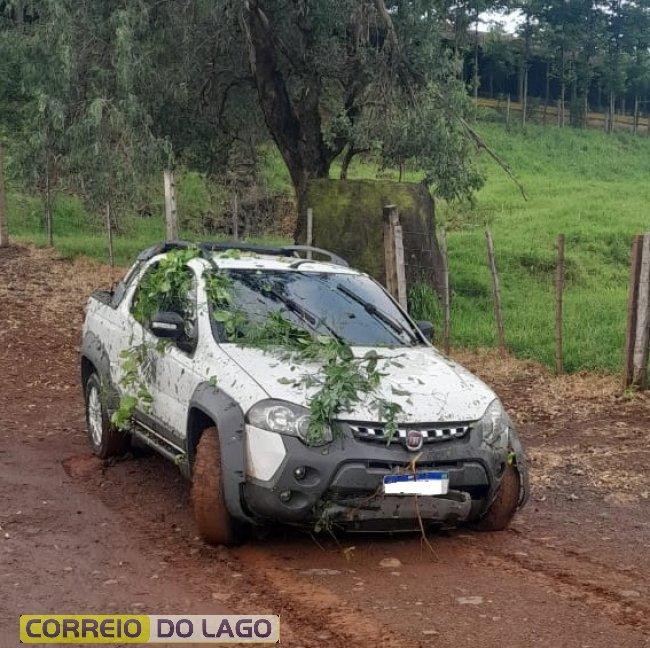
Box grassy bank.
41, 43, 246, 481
5, 119, 649, 373
444, 121, 648, 373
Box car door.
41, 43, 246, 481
128, 261, 203, 443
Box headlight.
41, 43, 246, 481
480, 398, 510, 447
246, 399, 332, 446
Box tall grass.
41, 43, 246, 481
339, 119, 648, 372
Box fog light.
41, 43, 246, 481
293, 466, 306, 480
279, 490, 292, 503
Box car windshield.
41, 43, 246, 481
211, 270, 423, 347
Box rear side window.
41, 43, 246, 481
110, 260, 143, 307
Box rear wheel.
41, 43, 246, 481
474, 465, 520, 531
84, 372, 130, 459
192, 427, 242, 546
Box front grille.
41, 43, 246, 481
347, 422, 472, 444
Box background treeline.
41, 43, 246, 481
5, 0, 648, 236
462, 0, 650, 129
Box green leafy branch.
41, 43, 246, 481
229, 310, 403, 444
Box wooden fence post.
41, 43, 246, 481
393, 218, 407, 309
485, 230, 506, 356
383, 205, 407, 309
0, 142, 7, 248
624, 235, 644, 387
163, 170, 178, 241
105, 203, 114, 268
555, 234, 565, 374
437, 228, 451, 355
45, 158, 53, 247
306, 207, 313, 259
231, 193, 239, 240
506, 94, 511, 130
632, 234, 650, 388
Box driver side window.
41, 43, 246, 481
130, 262, 198, 354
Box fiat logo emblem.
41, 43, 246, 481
405, 429, 423, 452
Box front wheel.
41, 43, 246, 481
84, 372, 130, 459
474, 464, 520, 531
192, 427, 243, 546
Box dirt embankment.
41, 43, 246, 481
1, 245, 649, 648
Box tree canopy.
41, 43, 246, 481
1, 0, 485, 235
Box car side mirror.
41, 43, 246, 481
417, 320, 434, 341
150, 311, 185, 340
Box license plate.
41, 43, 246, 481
383, 471, 449, 496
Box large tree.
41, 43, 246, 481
241, 0, 483, 235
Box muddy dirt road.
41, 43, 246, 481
1, 246, 649, 648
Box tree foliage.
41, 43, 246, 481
1, 0, 488, 239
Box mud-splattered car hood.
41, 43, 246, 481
222, 345, 495, 423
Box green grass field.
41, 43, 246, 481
441, 121, 649, 374
5, 118, 649, 373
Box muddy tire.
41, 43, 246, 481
474, 465, 520, 532
192, 427, 241, 546
84, 372, 130, 459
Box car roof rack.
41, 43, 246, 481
136, 240, 349, 267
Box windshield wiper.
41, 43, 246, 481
269, 290, 345, 342
335, 283, 418, 344
237, 274, 343, 341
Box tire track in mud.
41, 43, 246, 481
65, 456, 418, 648
227, 546, 419, 648
461, 536, 650, 633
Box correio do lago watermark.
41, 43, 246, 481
19, 615, 280, 643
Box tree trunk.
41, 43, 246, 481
45, 153, 53, 247
243, 0, 334, 243
105, 203, 114, 268
340, 146, 356, 180
609, 91, 615, 133
521, 24, 530, 126
14, 1, 23, 28
543, 62, 550, 125
558, 45, 566, 128
570, 64, 579, 127
0, 142, 8, 248
522, 67, 528, 126
473, 12, 479, 107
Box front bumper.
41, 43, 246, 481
241, 424, 529, 530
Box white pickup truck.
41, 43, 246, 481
81, 242, 528, 545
